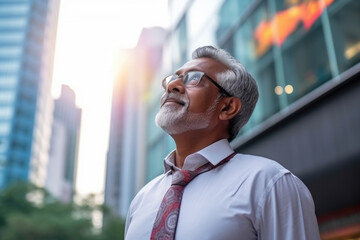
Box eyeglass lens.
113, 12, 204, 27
163, 71, 204, 89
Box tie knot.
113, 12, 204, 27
170, 153, 236, 187
171, 161, 215, 186
171, 170, 197, 186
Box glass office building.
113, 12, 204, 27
144, 0, 360, 238
104, 28, 167, 217
0, 0, 60, 188
46, 85, 81, 202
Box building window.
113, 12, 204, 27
0, 75, 18, 88
0, 90, 16, 103
233, 1, 280, 129
0, 61, 21, 73
147, 137, 167, 182
0, 18, 27, 29
274, 0, 335, 104
0, 3, 29, 15
0, 138, 9, 153
328, 0, 360, 73
0, 106, 13, 119
0, 122, 11, 136
0, 46, 22, 57
0, 31, 25, 43
224, 0, 347, 138
172, 16, 188, 68
10, 140, 28, 152
218, 0, 246, 37
282, 25, 332, 104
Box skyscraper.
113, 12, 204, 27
104, 27, 167, 218
0, 0, 60, 188
46, 85, 81, 202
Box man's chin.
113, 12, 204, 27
155, 120, 181, 135
155, 112, 183, 134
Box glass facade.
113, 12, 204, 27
0, 0, 60, 188
167, 0, 360, 137
144, 0, 360, 188
216, 0, 360, 134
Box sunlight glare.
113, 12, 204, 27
52, 0, 169, 197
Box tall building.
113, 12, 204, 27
0, 0, 60, 188
46, 85, 81, 202
104, 27, 166, 218
143, 0, 360, 239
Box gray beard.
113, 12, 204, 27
155, 97, 219, 135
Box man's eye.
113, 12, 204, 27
186, 78, 200, 86
187, 74, 201, 84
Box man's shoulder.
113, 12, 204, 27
233, 153, 287, 168
229, 153, 290, 179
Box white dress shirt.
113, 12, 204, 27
125, 139, 320, 240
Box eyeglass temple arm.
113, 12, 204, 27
204, 75, 232, 97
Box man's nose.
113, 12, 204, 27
167, 78, 185, 93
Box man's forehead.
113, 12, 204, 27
177, 57, 228, 73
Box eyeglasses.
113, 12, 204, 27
162, 71, 232, 97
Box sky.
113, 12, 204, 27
52, 0, 169, 198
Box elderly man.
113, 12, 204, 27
125, 46, 320, 240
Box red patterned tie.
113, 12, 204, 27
150, 152, 236, 240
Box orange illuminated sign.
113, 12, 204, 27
254, 0, 335, 57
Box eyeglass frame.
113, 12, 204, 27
162, 71, 232, 97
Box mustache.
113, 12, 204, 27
160, 92, 188, 107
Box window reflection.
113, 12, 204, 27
0, 107, 13, 119
0, 123, 11, 136
217, 0, 253, 38
0, 61, 20, 72
0, 46, 22, 57
172, 16, 188, 68
328, 0, 360, 72
282, 23, 331, 103
0, 75, 18, 88
217, 0, 352, 137
0, 32, 25, 43
0, 91, 15, 103
0, 4, 29, 14
0, 18, 27, 28
254, 0, 335, 57
233, 2, 280, 128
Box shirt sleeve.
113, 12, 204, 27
124, 200, 134, 239
257, 172, 321, 240
125, 192, 142, 239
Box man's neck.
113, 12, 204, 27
171, 131, 226, 168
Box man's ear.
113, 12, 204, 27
219, 97, 242, 121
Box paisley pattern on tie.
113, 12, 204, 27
150, 152, 236, 240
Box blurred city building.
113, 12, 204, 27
0, 0, 60, 189
104, 27, 167, 217
46, 85, 81, 202
107, 0, 360, 238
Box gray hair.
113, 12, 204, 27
192, 46, 259, 141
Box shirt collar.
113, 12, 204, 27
163, 139, 234, 172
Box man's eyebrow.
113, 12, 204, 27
175, 68, 200, 75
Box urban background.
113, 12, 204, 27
0, 0, 359, 239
